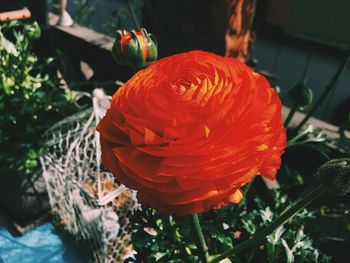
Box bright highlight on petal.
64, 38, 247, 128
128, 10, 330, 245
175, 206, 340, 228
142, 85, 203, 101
204, 125, 210, 138
257, 144, 269, 151
97, 50, 286, 216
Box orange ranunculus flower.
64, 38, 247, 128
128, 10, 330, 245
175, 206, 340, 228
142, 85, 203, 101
97, 50, 286, 216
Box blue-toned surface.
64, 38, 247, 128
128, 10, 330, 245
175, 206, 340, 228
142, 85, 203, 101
0, 213, 86, 263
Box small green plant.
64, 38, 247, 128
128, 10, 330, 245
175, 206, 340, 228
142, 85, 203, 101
0, 21, 76, 176
128, 188, 331, 263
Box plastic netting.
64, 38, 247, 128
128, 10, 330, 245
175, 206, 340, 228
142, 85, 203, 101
40, 89, 139, 263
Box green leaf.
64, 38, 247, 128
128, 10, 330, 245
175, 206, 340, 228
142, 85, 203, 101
184, 247, 192, 255
154, 252, 168, 261
186, 242, 197, 249
209, 255, 233, 263
151, 242, 159, 251
242, 219, 256, 235
281, 239, 294, 263
218, 234, 233, 248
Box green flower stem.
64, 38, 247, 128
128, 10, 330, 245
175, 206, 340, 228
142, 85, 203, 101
190, 214, 209, 263
243, 177, 255, 196
127, 0, 141, 30
283, 102, 298, 128
210, 184, 327, 263
237, 178, 256, 209
294, 49, 350, 132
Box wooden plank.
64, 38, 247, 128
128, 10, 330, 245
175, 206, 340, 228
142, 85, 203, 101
48, 13, 132, 84
48, 13, 114, 52
0, 8, 31, 21
283, 106, 350, 154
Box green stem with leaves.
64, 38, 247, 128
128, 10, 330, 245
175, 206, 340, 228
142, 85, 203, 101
284, 102, 298, 128
190, 214, 209, 263
210, 184, 327, 263
294, 49, 350, 132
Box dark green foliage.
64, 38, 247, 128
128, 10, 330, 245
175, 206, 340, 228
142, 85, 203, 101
128, 188, 331, 263
0, 21, 76, 176
126, 209, 201, 262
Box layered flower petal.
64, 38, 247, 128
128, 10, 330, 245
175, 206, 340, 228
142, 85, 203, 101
97, 50, 286, 216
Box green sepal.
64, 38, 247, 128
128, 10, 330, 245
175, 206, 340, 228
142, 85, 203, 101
125, 30, 146, 69
112, 30, 128, 65
288, 79, 313, 107
142, 28, 158, 63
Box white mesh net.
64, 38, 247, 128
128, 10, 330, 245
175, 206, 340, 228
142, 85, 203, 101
40, 89, 139, 262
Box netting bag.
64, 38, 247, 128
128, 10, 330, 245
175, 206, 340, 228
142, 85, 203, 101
40, 89, 139, 262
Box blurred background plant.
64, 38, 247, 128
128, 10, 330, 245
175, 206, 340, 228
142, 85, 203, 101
0, 20, 76, 177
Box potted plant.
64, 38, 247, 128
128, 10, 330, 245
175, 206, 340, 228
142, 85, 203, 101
0, 20, 76, 229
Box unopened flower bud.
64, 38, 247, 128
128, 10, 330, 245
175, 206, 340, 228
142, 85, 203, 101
315, 158, 350, 196
112, 28, 158, 70
288, 79, 313, 107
